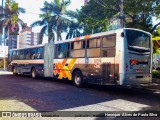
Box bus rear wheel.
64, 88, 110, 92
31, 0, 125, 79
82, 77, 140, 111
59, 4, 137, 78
31, 68, 36, 78
73, 71, 84, 87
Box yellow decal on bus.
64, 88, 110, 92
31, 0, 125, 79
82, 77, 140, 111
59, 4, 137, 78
54, 58, 76, 80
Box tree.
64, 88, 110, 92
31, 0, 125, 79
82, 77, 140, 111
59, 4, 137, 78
31, 0, 71, 43
124, 0, 159, 33
0, 0, 25, 47
78, 0, 160, 34
65, 10, 83, 39
30, 1, 55, 44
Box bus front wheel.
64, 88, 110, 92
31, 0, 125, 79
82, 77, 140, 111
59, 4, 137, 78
13, 67, 18, 76
73, 71, 84, 87
31, 68, 36, 78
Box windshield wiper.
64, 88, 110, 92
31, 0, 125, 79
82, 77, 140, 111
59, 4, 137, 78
128, 46, 150, 52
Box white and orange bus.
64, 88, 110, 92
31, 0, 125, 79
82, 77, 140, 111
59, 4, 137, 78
8, 28, 152, 87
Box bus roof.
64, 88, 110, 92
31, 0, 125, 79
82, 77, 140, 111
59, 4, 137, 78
10, 44, 45, 51
54, 28, 151, 44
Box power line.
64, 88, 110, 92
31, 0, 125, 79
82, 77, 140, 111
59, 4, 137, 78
94, 0, 107, 8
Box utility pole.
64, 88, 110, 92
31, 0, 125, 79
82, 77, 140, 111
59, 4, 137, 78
2, 0, 3, 7
2, 0, 6, 46
120, 0, 125, 28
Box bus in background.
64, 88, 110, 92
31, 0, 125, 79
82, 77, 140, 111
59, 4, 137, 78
8, 28, 152, 87
8, 44, 54, 78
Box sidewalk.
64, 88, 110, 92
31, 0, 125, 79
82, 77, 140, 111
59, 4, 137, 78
0, 70, 12, 75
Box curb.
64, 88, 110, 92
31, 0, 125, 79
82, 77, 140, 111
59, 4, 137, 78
152, 78, 160, 83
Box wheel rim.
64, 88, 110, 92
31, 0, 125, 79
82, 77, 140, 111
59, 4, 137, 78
75, 74, 81, 85
13, 68, 16, 74
32, 69, 36, 78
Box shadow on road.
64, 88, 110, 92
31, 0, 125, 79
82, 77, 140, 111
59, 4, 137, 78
0, 74, 160, 113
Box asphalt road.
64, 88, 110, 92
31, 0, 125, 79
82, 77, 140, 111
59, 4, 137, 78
0, 72, 160, 120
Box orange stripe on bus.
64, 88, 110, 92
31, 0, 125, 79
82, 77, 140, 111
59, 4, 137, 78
62, 59, 67, 66
74, 37, 80, 40
84, 35, 91, 39
57, 62, 67, 78
55, 64, 60, 73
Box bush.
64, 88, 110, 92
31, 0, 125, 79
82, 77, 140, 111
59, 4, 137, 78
152, 70, 160, 78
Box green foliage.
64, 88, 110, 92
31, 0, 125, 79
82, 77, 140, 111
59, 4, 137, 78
0, 0, 26, 34
31, 0, 71, 43
152, 70, 160, 78
78, 0, 160, 35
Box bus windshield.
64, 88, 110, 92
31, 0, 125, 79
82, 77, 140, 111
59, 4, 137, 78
126, 29, 150, 52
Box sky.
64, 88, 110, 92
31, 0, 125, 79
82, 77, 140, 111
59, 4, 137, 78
0, 0, 159, 42
13, 0, 84, 33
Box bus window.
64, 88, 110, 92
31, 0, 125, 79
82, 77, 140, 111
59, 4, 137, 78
19, 50, 24, 60
25, 49, 31, 59
36, 47, 43, 59
102, 35, 116, 57
82, 41, 86, 49
89, 38, 100, 48
70, 41, 85, 58
87, 48, 100, 57
102, 49, 115, 57
12, 50, 17, 60
9, 51, 12, 62
86, 38, 100, 57
126, 29, 150, 48
71, 49, 85, 57
102, 35, 116, 47
30, 48, 36, 59
56, 43, 69, 58
73, 41, 82, 49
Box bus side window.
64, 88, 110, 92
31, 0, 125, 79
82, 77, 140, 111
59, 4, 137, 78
57, 43, 69, 58
9, 51, 12, 62
36, 47, 43, 59
30, 48, 36, 59
102, 35, 116, 57
86, 38, 100, 57
20, 50, 24, 60
26, 49, 31, 59
70, 41, 85, 58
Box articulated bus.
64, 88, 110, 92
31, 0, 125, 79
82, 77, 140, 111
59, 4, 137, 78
8, 28, 152, 87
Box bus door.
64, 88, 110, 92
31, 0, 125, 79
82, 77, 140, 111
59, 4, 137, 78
44, 43, 54, 77
101, 35, 116, 84
102, 58, 115, 84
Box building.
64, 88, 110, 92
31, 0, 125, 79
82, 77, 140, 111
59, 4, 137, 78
8, 35, 18, 49
18, 24, 40, 48
0, 34, 2, 45
0, 46, 8, 59
31, 32, 40, 46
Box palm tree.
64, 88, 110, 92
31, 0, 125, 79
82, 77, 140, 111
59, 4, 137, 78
0, 0, 25, 48
30, 1, 55, 44
31, 0, 71, 43
65, 10, 83, 39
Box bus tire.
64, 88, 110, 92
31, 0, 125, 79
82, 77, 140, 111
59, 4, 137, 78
31, 68, 36, 78
13, 67, 18, 76
73, 71, 84, 87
